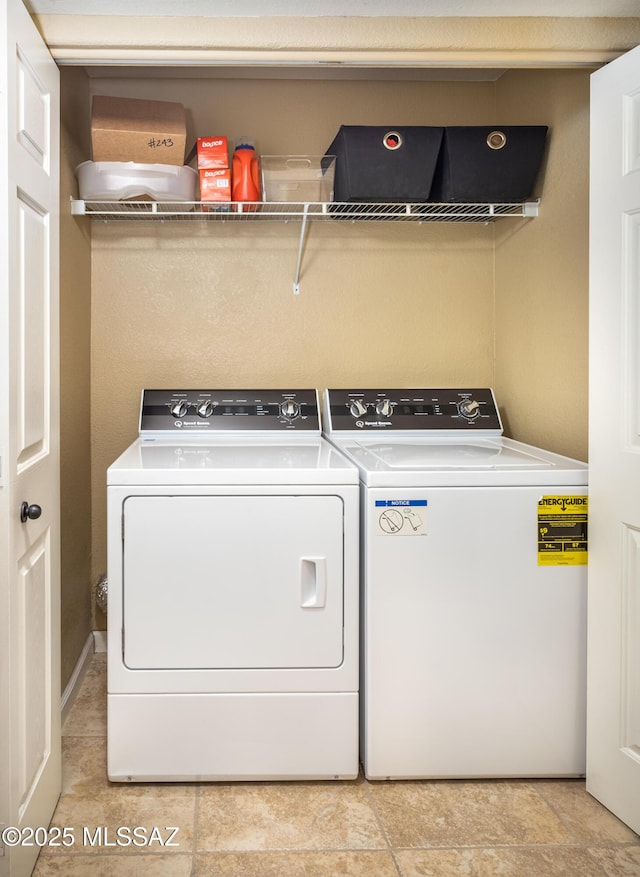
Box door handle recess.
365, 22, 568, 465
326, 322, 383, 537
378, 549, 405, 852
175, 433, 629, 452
20, 502, 42, 523
300, 557, 327, 608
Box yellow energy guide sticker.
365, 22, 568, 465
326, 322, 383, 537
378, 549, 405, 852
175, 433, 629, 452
538, 495, 588, 566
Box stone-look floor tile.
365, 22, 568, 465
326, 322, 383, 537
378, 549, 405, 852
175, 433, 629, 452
534, 781, 640, 845
588, 846, 640, 877
33, 853, 193, 875
195, 850, 400, 876
41, 797, 195, 856
61, 735, 108, 795
62, 655, 107, 737
38, 656, 640, 877
44, 738, 196, 860
61, 736, 196, 802
368, 781, 574, 848
197, 780, 387, 851
396, 847, 605, 877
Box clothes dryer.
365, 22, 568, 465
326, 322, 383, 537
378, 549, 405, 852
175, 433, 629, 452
323, 388, 587, 779
107, 389, 359, 782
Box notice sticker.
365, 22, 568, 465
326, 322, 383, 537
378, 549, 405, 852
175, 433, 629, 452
537, 495, 588, 566
375, 499, 427, 535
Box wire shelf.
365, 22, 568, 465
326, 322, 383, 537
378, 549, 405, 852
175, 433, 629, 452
70, 199, 539, 223
70, 197, 539, 295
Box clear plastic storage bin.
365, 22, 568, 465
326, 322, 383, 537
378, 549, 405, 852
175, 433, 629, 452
261, 155, 336, 202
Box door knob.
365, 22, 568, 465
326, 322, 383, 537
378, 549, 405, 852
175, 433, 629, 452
20, 502, 42, 523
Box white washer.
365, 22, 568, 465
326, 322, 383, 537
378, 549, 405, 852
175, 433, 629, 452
107, 389, 359, 782
323, 388, 588, 780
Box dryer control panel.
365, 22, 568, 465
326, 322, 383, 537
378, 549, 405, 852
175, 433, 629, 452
324, 388, 502, 432
139, 389, 321, 433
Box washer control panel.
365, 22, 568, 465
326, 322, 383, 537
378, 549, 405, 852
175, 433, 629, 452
325, 388, 502, 432
139, 389, 320, 433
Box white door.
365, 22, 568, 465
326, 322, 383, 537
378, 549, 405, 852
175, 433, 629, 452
0, 0, 61, 874
588, 43, 640, 834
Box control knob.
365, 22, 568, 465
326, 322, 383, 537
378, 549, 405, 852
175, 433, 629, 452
170, 400, 190, 418
458, 399, 481, 419
376, 399, 393, 418
349, 399, 367, 417
280, 400, 300, 419
197, 400, 216, 418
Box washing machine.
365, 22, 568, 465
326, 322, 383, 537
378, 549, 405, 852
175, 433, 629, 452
107, 389, 359, 782
323, 388, 588, 780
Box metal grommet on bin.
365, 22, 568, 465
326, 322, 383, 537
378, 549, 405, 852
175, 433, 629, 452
487, 130, 507, 150
382, 131, 403, 151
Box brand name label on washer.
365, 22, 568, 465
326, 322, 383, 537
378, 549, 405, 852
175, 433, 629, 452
375, 500, 427, 535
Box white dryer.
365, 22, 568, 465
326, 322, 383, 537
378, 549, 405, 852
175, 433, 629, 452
107, 389, 359, 782
323, 388, 588, 780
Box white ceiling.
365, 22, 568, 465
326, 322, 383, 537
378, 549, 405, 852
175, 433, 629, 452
23, 0, 640, 17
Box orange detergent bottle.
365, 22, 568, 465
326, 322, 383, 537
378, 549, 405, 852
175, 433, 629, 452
231, 138, 261, 210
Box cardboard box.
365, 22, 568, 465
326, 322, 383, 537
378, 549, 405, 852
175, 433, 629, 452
197, 137, 229, 169
199, 168, 232, 202
91, 95, 187, 166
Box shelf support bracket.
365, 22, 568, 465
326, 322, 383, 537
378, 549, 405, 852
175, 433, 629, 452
293, 203, 310, 295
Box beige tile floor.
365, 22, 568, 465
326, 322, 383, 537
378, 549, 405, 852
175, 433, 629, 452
34, 653, 640, 876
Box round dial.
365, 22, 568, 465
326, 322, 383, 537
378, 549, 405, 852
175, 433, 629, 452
170, 400, 190, 418
280, 400, 300, 419
349, 400, 367, 417
197, 400, 215, 418
376, 399, 393, 417
458, 399, 481, 419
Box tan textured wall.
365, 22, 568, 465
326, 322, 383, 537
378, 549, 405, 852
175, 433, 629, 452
59, 67, 93, 684
52, 15, 613, 637
494, 69, 590, 460
87, 76, 498, 582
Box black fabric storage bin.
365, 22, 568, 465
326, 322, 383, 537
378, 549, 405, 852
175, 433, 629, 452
429, 126, 548, 202
325, 125, 444, 202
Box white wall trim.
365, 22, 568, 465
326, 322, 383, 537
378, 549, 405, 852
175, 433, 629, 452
60, 632, 94, 724
93, 629, 107, 653
52, 48, 618, 67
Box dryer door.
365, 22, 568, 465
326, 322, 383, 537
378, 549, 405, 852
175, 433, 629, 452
122, 494, 344, 670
